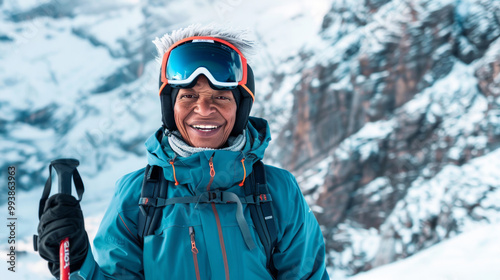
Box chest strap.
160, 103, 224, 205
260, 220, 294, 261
139, 189, 272, 251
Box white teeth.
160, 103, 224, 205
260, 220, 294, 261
192, 125, 218, 130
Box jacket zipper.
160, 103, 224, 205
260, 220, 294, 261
207, 156, 230, 280
189, 226, 201, 280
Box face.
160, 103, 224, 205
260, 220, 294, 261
174, 75, 237, 149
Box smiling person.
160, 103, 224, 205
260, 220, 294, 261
36, 24, 330, 280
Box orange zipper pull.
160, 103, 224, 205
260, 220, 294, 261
206, 156, 216, 191
239, 158, 246, 187
169, 159, 179, 185
209, 157, 215, 177
189, 227, 198, 254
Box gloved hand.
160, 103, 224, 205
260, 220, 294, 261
36, 193, 89, 278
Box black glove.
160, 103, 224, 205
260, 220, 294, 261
36, 193, 89, 278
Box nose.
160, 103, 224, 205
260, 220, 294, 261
193, 75, 215, 116
193, 96, 215, 116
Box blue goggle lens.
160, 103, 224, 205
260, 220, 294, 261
166, 42, 243, 89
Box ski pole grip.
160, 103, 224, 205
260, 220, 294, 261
51, 158, 79, 195
50, 159, 79, 280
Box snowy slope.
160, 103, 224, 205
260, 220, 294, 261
350, 223, 500, 280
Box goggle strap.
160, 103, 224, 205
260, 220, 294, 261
160, 81, 254, 104
159, 82, 168, 96
241, 84, 255, 102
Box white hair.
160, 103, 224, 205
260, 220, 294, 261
153, 23, 256, 63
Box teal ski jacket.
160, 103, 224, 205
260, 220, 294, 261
72, 117, 329, 280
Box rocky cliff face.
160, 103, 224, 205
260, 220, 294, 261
260, 0, 500, 276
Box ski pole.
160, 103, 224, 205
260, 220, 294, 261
50, 159, 80, 280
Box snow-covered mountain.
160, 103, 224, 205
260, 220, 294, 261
275, 0, 500, 277
1, 0, 500, 279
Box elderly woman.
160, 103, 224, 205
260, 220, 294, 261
36, 25, 329, 280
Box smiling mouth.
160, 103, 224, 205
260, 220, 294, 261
189, 124, 222, 132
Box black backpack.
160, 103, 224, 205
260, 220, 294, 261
137, 160, 279, 278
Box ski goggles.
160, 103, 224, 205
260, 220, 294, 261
159, 36, 248, 93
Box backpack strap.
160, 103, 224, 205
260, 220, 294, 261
137, 165, 168, 245
139, 188, 263, 251
244, 160, 279, 278
137, 161, 279, 279
137, 165, 264, 252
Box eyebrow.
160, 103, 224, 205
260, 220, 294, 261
181, 89, 232, 94
178, 89, 232, 97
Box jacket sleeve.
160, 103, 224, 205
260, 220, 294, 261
70, 170, 145, 280
269, 168, 330, 280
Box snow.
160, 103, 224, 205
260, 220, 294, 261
397, 61, 489, 162
72, 6, 145, 56
297, 156, 333, 207
362, 177, 391, 196
350, 223, 500, 280
7, 123, 55, 140
219, 0, 331, 60
335, 119, 395, 161
2, 0, 42, 12
356, 120, 395, 139
328, 222, 382, 279
384, 147, 500, 255
480, 36, 500, 65
0, 17, 126, 111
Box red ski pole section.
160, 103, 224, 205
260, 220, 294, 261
60, 237, 70, 280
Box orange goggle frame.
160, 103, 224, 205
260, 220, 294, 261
159, 36, 251, 99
